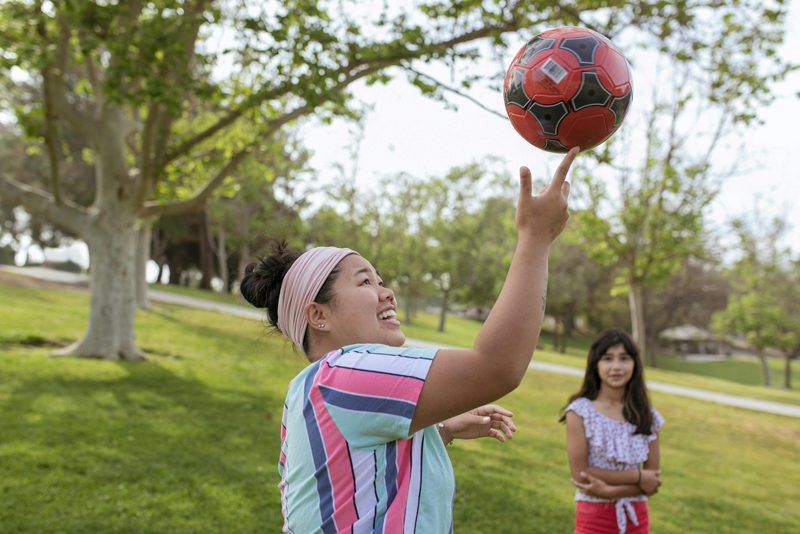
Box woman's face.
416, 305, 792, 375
596, 342, 635, 391
323, 254, 406, 348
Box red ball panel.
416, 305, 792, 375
506, 103, 547, 148
596, 45, 632, 93
520, 51, 585, 105
558, 108, 617, 150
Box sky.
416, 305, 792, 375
302, 1, 800, 257
20, 0, 800, 269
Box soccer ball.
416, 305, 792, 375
503, 27, 633, 153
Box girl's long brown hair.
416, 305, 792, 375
559, 328, 654, 435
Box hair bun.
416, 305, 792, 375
240, 241, 300, 318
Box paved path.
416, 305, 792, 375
3, 265, 799, 418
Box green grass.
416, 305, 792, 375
2, 280, 800, 532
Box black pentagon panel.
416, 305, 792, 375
570, 71, 611, 111
505, 69, 531, 109
543, 139, 570, 153
610, 91, 632, 128
519, 37, 555, 65
528, 101, 569, 136
559, 35, 601, 65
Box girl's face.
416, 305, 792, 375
596, 342, 635, 391
323, 254, 406, 348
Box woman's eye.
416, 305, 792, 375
362, 278, 371, 285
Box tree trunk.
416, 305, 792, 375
135, 219, 153, 309
784, 355, 791, 389
215, 225, 229, 294
198, 211, 214, 290
437, 287, 450, 333
757, 349, 771, 386
56, 220, 143, 360
403, 294, 412, 326
235, 242, 251, 293
628, 283, 650, 365
156, 261, 165, 284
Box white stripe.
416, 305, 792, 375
350, 446, 379, 534
403, 433, 425, 534
328, 350, 431, 381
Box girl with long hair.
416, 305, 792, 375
560, 328, 664, 533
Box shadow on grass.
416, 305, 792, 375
0, 357, 285, 532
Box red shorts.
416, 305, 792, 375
574, 500, 650, 534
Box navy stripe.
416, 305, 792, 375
319, 385, 416, 419
375, 442, 397, 533
302, 362, 337, 534
385, 441, 398, 505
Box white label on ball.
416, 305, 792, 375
540, 58, 567, 84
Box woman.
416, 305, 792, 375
241, 148, 577, 532
560, 328, 664, 534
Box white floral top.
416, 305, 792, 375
566, 397, 665, 533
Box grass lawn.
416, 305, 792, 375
1, 279, 799, 532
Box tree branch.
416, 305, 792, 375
0, 176, 90, 237
142, 101, 314, 218
401, 66, 508, 120
42, 10, 99, 143
158, 17, 523, 170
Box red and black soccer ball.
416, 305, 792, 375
503, 27, 633, 153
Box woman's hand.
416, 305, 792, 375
639, 469, 661, 496
441, 404, 517, 443
572, 472, 612, 500
515, 147, 577, 244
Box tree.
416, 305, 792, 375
569, 0, 790, 364
546, 221, 623, 352
712, 215, 797, 387
423, 161, 517, 332
0, 0, 789, 360
0, 0, 534, 359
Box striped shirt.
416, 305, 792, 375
279, 344, 455, 533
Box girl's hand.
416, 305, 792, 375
639, 469, 661, 496
572, 472, 612, 499
442, 404, 517, 443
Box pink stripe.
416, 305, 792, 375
321, 363, 424, 404
382, 437, 413, 530
310, 370, 359, 529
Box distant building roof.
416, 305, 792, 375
659, 325, 716, 341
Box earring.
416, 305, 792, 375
318, 323, 325, 328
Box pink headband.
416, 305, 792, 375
277, 246, 357, 351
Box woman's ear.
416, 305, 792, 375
304, 302, 329, 332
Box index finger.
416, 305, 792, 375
549, 146, 579, 191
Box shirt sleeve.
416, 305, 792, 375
315, 344, 439, 449
564, 397, 593, 439
649, 407, 665, 441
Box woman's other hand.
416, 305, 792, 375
442, 404, 517, 443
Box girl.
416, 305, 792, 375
561, 328, 664, 534
240, 148, 578, 532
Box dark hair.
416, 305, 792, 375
240, 241, 341, 355
559, 328, 654, 435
